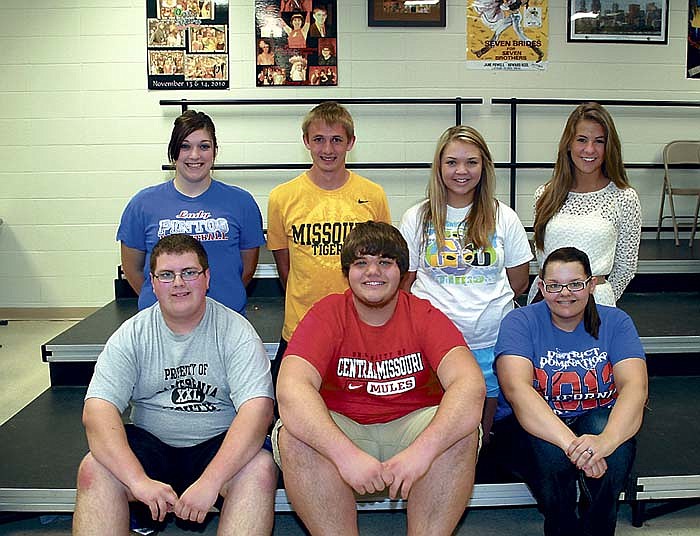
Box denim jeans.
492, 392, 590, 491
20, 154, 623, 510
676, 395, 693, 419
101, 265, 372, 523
503, 407, 636, 536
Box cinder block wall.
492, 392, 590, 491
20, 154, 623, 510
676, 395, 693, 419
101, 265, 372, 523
0, 0, 697, 308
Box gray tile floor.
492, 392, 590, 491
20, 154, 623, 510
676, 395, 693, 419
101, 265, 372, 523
1, 321, 698, 535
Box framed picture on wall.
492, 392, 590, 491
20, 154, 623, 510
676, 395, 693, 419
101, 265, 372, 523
567, 0, 668, 44
255, 0, 339, 86
368, 0, 446, 27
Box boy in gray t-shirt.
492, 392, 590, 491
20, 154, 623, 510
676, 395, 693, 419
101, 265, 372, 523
73, 234, 276, 535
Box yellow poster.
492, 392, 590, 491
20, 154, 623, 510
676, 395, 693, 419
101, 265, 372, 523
467, 0, 548, 71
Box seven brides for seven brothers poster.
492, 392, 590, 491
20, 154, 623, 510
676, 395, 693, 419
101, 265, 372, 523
467, 0, 549, 71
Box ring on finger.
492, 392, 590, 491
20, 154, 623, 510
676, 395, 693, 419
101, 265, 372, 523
586, 447, 594, 456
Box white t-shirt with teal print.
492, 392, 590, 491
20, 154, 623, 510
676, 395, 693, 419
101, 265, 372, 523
400, 200, 532, 349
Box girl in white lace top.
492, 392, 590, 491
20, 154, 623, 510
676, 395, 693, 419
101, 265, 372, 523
529, 103, 641, 306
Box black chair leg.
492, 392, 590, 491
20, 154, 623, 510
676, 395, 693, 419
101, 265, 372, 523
631, 500, 646, 527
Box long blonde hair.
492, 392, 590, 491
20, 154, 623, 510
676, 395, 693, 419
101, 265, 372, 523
421, 125, 497, 251
533, 102, 630, 250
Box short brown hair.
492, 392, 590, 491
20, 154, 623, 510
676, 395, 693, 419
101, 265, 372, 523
150, 234, 209, 274
167, 110, 218, 163
340, 221, 409, 277
302, 101, 354, 140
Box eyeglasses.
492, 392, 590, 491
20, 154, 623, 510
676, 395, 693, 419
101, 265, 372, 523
543, 277, 592, 294
152, 269, 204, 283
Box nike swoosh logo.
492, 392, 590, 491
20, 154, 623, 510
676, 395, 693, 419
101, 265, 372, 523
357, 199, 370, 204
348, 383, 364, 390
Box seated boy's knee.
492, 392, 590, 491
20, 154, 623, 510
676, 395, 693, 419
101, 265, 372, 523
222, 450, 278, 497
466, 426, 482, 450
76, 453, 107, 490
250, 449, 278, 490
445, 428, 481, 461
77, 452, 130, 499
277, 426, 308, 461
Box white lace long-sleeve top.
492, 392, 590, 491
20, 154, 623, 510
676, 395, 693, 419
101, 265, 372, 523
528, 182, 642, 305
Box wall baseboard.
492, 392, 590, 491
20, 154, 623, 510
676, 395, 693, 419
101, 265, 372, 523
0, 307, 99, 321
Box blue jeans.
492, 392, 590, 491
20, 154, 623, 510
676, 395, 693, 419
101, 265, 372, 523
505, 407, 636, 536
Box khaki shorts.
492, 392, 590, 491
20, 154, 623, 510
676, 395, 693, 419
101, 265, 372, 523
272, 406, 444, 468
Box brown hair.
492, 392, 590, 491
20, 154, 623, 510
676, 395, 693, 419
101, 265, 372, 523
341, 221, 409, 277
167, 110, 218, 163
421, 125, 497, 251
533, 102, 630, 250
150, 234, 209, 274
540, 247, 600, 339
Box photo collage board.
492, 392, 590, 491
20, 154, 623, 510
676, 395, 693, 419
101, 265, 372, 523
255, 0, 338, 86
147, 0, 229, 90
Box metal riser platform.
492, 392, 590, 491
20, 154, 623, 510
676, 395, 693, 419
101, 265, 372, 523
41, 290, 700, 372
0, 377, 696, 515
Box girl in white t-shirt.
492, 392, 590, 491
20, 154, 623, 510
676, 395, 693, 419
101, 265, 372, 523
399, 125, 533, 439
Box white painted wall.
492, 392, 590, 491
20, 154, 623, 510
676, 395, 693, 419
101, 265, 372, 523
0, 0, 698, 308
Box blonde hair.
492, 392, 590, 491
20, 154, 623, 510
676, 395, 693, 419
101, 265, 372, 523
421, 125, 497, 251
301, 101, 354, 140
533, 102, 630, 250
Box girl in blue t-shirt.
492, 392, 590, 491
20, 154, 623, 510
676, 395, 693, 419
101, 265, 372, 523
117, 110, 265, 314
494, 247, 647, 536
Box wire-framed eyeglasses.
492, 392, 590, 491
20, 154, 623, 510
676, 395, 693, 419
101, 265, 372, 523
152, 269, 205, 283
543, 276, 592, 294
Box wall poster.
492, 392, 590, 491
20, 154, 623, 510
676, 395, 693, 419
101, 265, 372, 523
689, 0, 700, 78
568, 0, 668, 44
467, 0, 549, 71
255, 0, 338, 86
368, 0, 446, 27
147, 0, 229, 90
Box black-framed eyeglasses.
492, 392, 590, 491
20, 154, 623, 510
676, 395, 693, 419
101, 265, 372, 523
543, 276, 592, 294
152, 269, 204, 283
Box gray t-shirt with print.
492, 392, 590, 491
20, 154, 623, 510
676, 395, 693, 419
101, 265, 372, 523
86, 297, 273, 447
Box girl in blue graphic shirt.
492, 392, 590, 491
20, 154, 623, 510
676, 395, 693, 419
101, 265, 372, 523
494, 247, 647, 536
118, 110, 265, 314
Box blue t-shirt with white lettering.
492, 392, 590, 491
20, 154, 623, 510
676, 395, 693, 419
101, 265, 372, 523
117, 179, 264, 314
494, 301, 645, 419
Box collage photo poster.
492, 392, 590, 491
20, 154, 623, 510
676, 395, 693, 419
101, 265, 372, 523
467, 0, 549, 71
255, 0, 339, 87
147, 0, 229, 90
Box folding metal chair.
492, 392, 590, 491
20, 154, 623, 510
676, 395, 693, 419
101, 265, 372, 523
656, 140, 700, 246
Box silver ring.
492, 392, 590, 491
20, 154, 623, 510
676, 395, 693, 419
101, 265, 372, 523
586, 448, 594, 456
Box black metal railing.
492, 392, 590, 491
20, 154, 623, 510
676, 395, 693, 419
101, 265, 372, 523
491, 98, 700, 214
160, 97, 700, 232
